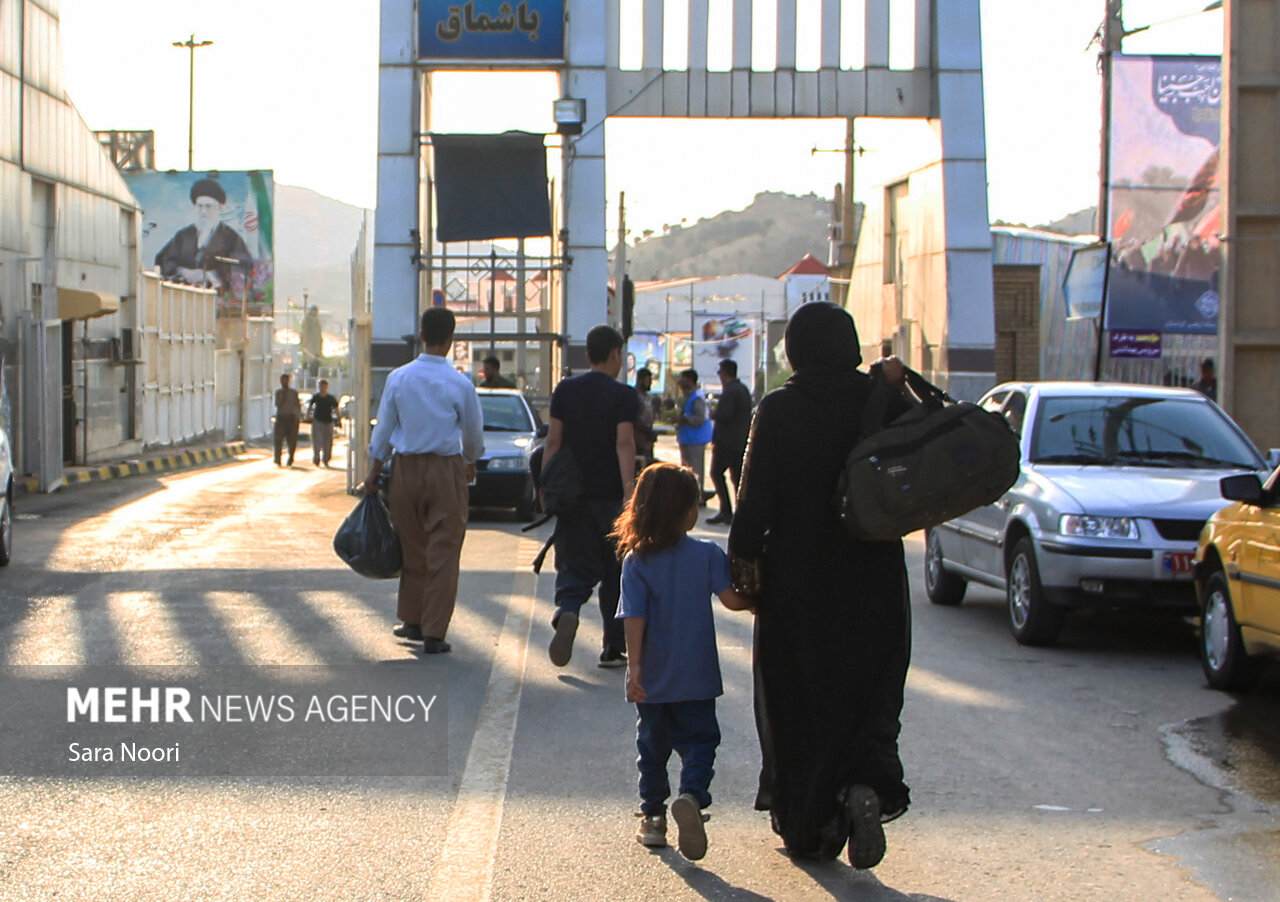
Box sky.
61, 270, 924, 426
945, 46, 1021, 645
57, 0, 1223, 239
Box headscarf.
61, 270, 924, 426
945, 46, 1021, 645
784, 301, 863, 379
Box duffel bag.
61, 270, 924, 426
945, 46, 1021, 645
837, 369, 1020, 542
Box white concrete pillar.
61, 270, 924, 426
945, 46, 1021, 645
373, 0, 421, 360
934, 0, 995, 400
561, 0, 611, 364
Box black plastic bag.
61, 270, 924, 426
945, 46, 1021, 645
333, 495, 403, 579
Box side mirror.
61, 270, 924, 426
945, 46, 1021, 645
1220, 473, 1264, 505
536, 423, 549, 439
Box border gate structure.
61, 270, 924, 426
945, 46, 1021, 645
376, 0, 995, 392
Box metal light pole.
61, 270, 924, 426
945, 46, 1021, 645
172, 34, 213, 170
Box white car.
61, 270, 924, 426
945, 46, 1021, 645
924, 382, 1267, 646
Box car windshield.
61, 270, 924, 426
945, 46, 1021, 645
1029, 396, 1264, 469
480, 395, 534, 432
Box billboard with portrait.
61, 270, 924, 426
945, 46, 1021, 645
1105, 55, 1220, 334
126, 170, 274, 317
693, 313, 756, 392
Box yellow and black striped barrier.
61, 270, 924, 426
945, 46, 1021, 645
19, 442, 248, 494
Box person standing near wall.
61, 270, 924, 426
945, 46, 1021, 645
362, 307, 484, 655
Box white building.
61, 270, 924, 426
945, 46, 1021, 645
1, 0, 145, 488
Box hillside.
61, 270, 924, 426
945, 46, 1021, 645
272, 184, 369, 318
621, 191, 835, 280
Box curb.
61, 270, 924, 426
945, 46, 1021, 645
18, 442, 249, 495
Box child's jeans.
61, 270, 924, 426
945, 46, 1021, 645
635, 699, 720, 816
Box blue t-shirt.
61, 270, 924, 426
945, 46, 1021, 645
617, 536, 733, 704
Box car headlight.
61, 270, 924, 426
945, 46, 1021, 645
485, 456, 525, 472
1059, 514, 1138, 540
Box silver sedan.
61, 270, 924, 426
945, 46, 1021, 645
924, 382, 1267, 646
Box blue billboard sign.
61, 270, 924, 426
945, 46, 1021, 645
419, 0, 564, 61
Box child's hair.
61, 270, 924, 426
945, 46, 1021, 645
611, 463, 700, 558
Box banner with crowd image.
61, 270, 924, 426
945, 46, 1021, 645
692, 313, 757, 393
126, 170, 275, 317
1105, 55, 1220, 335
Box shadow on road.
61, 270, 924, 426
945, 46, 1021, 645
655, 846, 960, 901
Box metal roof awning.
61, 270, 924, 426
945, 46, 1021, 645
58, 287, 120, 320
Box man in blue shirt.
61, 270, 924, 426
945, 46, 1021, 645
676, 369, 713, 503
542, 325, 639, 668
363, 307, 484, 654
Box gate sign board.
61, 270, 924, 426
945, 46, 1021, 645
419, 0, 564, 61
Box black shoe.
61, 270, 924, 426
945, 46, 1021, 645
844, 785, 886, 869
393, 623, 424, 642
700, 490, 716, 502
421, 637, 452, 654
549, 611, 578, 666
705, 513, 732, 525
598, 648, 627, 668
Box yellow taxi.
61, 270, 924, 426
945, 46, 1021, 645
1193, 468, 1280, 690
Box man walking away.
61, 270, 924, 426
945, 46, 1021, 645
273, 373, 301, 467
363, 307, 484, 655
307, 378, 342, 467
542, 325, 639, 669
675, 369, 713, 503
707, 359, 753, 525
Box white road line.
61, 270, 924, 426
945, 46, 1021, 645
425, 536, 540, 902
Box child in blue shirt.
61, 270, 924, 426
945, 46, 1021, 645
612, 462, 753, 860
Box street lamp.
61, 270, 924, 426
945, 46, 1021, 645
172, 34, 213, 170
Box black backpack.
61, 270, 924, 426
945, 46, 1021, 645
522, 445, 586, 573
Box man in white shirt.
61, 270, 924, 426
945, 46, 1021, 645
363, 307, 484, 654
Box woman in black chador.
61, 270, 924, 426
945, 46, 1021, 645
728, 301, 911, 868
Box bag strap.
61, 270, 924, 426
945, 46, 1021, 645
903, 367, 956, 406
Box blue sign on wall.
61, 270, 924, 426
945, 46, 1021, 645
419, 0, 564, 61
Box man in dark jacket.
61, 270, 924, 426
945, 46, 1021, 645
706, 359, 753, 525
154, 178, 252, 292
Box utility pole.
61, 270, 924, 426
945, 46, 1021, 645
172, 34, 213, 171
1093, 1, 1124, 380
1098, 2, 1123, 242
613, 191, 627, 333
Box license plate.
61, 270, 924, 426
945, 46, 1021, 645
1162, 551, 1195, 575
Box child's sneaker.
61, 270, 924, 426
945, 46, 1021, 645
670, 793, 707, 860
635, 813, 667, 848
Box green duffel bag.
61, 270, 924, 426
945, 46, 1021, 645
837, 369, 1020, 542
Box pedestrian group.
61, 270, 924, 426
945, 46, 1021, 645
356, 303, 913, 871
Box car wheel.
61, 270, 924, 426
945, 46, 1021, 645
1006, 538, 1064, 646
924, 529, 966, 606
0, 488, 11, 567
1200, 570, 1258, 691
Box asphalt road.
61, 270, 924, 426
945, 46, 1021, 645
0, 441, 1276, 902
